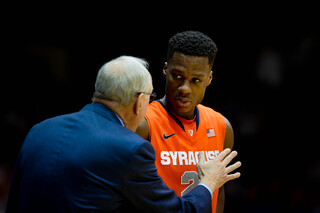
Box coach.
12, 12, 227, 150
6, 55, 241, 212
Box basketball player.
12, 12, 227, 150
136, 30, 235, 213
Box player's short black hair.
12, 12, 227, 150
167, 30, 218, 66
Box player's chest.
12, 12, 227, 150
154, 125, 220, 149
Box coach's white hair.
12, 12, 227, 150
93, 55, 152, 106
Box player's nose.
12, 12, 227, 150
178, 79, 191, 94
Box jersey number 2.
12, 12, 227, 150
181, 171, 200, 196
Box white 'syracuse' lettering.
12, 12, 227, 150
160, 150, 220, 166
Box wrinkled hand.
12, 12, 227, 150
197, 148, 241, 192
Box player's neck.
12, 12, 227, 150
162, 96, 196, 120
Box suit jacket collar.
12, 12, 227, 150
81, 103, 124, 126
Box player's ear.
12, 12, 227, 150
206, 71, 213, 86
163, 62, 168, 77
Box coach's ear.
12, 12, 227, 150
134, 93, 144, 115
163, 62, 168, 77
206, 71, 213, 86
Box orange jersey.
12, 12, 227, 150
145, 100, 226, 213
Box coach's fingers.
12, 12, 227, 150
222, 150, 238, 166
225, 172, 241, 183
196, 164, 204, 179
225, 161, 242, 174
198, 151, 205, 166
215, 148, 231, 162
197, 152, 205, 179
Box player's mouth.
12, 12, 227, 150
175, 98, 191, 107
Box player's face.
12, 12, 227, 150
163, 52, 212, 119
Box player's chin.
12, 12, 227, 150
175, 99, 192, 108
174, 104, 194, 114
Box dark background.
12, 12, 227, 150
1, 4, 319, 212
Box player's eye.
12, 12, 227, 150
192, 78, 201, 83
173, 73, 182, 79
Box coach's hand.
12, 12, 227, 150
197, 148, 241, 193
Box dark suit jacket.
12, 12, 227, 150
6, 103, 212, 212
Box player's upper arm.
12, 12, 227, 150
223, 116, 234, 150
136, 118, 150, 141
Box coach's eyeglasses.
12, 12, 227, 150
137, 91, 157, 103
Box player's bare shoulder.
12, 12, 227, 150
136, 118, 150, 141
223, 116, 234, 149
